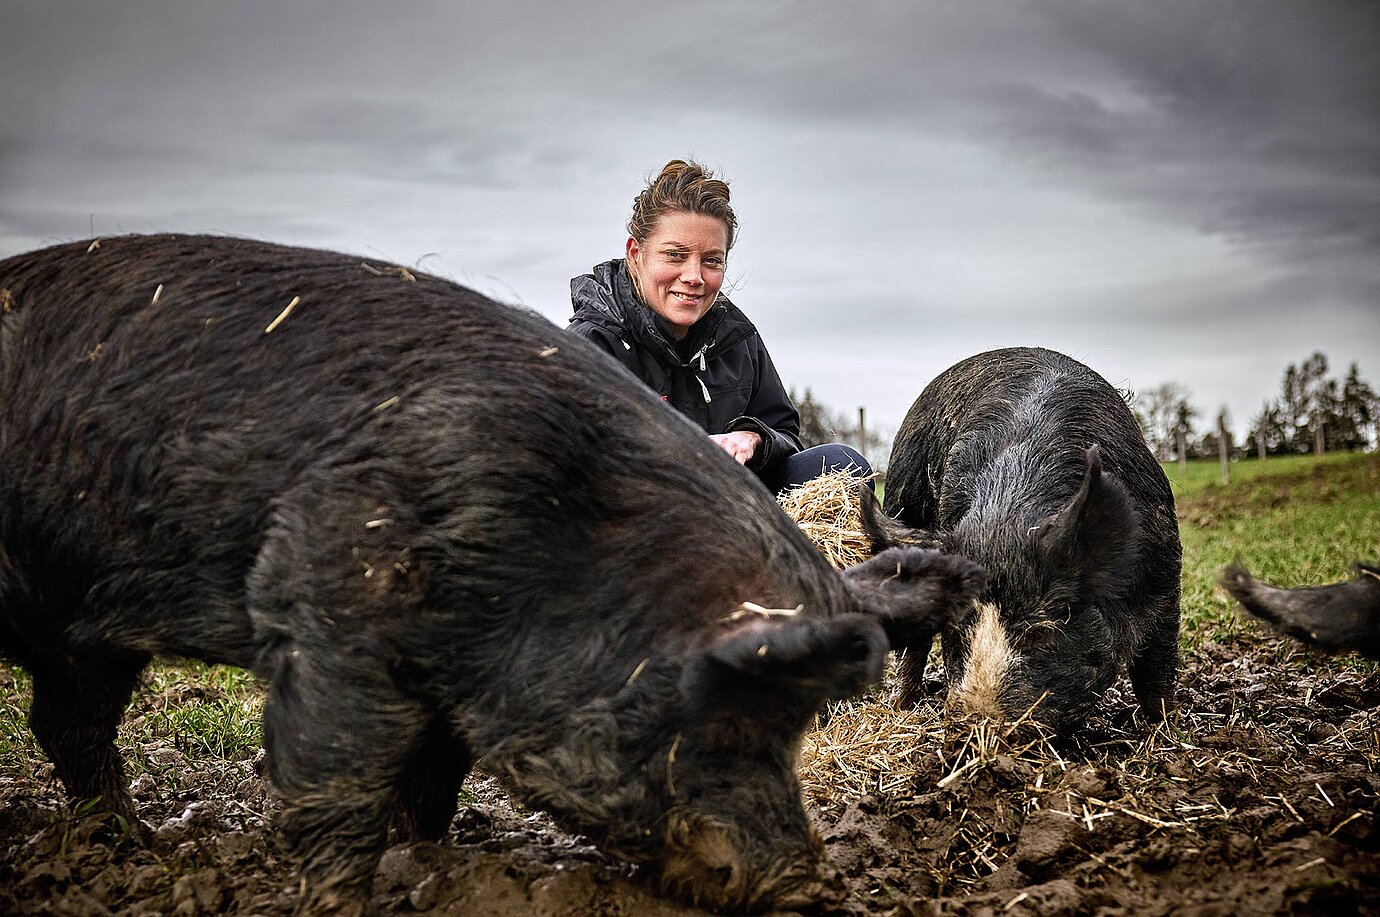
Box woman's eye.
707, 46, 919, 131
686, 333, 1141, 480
704, 258, 724, 268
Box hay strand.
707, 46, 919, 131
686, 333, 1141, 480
264, 296, 301, 334
777, 468, 875, 569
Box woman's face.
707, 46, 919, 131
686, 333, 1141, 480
626, 211, 729, 340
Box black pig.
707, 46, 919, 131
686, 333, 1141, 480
864, 347, 1181, 730
0, 235, 981, 913
1222, 561, 1380, 660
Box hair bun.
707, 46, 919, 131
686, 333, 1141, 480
628, 159, 737, 250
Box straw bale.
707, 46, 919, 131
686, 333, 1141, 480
777, 468, 875, 569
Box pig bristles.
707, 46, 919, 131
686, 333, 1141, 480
777, 469, 876, 569
372, 395, 401, 412
727, 601, 803, 621
263, 296, 301, 334
86, 239, 101, 252
955, 603, 1019, 720
151, 283, 163, 305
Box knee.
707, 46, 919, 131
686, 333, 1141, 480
821, 444, 872, 477
805, 443, 872, 479
779, 444, 874, 493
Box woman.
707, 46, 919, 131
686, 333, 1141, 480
567, 159, 870, 494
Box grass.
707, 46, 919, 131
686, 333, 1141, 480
0, 661, 264, 781
2, 450, 1377, 775
1160, 450, 1369, 500
1168, 450, 1380, 651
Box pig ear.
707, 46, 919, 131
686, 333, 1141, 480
680, 614, 889, 711
842, 546, 986, 653
857, 483, 945, 553
1034, 445, 1138, 595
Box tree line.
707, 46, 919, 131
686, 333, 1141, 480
1135, 352, 1378, 462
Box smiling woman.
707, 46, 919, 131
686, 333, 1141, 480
567, 159, 872, 494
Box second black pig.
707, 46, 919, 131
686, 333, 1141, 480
0, 234, 982, 914
867, 347, 1181, 730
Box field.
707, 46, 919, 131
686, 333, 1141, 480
2, 452, 1377, 915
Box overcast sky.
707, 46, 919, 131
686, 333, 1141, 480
4, 0, 1377, 449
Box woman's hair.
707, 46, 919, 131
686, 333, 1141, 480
628, 159, 737, 251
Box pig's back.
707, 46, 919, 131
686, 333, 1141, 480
0, 235, 839, 671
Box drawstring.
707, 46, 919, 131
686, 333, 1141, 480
689, 343, 711, 403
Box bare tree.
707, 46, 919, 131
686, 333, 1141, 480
1135, 382, 1196, 462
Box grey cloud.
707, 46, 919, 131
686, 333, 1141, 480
2, 0, 1376, 441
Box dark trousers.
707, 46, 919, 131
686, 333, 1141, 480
760, 443, 874, 496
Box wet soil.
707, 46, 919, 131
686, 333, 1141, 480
4, 455, 1379, 915
3, 630, 1375, 917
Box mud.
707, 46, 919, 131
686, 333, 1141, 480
3, 629, 1375, 917
4, 459, 1379, 915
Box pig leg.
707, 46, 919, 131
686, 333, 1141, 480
27, 650, 150, 827
391, 715, 470, 842
261, 640, 436, 911
1128, 609, 1179, 721
895, 649, 929, 709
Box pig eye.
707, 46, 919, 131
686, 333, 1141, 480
1084, 650, 1101, 667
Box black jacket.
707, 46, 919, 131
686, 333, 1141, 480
567, 259, 803, 477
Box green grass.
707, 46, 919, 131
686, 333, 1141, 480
128, 663, 263, 764
1160, 449, 1368, 500
1170, 451, 1380, 657
0, 661, 264, 780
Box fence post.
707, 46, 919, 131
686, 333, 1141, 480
1218, 412, 1230, 485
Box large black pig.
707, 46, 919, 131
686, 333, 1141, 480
0, 234, 982, 913
1222, 561, 1380, 660
864, 347, 1181, 731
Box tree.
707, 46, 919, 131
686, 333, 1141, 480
791, 387, 837, 447
1335, 362, 1379, 451
1246, 402, 1287, 458
789, 387, 894, 470
1250, 354, 1376, 456
1299, 352, 1331, 453
1174, 398, 1198, 464
1134, 383, 1196, 462
1279, 362, 1309, 452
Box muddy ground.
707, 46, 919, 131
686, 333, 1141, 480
3, 633, 1375, 916
2, 531, 1378, 914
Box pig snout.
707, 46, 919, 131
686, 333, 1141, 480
657, 812, 842, 913
947, 601, 1115, 731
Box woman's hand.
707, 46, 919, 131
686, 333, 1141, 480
710, 431, 762, 464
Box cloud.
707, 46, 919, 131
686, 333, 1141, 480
2, 0, 1376, 442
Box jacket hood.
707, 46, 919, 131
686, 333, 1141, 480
569, 259, 757, 366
